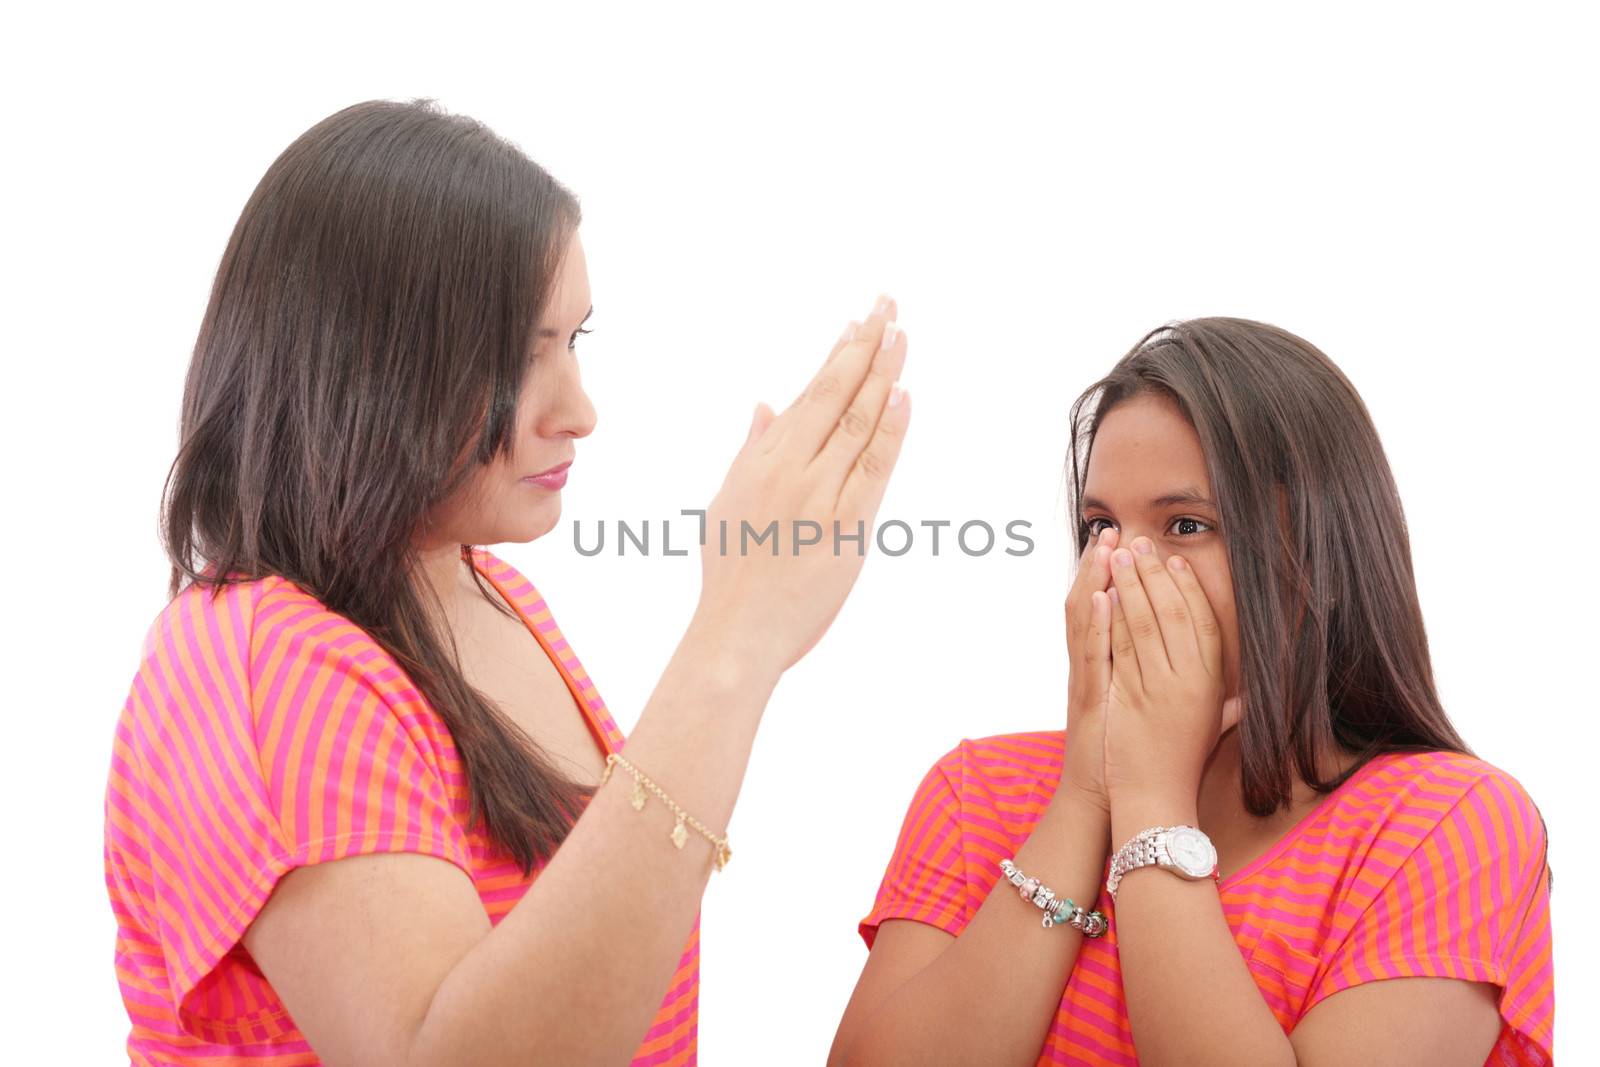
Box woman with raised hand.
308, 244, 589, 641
102, 98, 910, 1066
831, 318, 1553, 1067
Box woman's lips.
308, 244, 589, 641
523, 460, 571, 490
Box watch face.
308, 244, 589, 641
1167, 827, 1217, 877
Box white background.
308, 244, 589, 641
5, 1, 1594, 1062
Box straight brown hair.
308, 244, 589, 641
1066, 317, 1472, 815
161, 98, 590, 877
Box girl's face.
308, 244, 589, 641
1080, 392, 1240, 705
429, 228, 597, 547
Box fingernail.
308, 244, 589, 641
1168, 555, 1186, 571
873, 293, 892, 317
1109, 586, 1120, 605
1114, 548, 1134, 567
1133, 538, 1152, 555
888, 384, 906, 408
880, 320, 899, 350
839, 320, 858, 345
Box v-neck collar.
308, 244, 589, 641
464, 547, 619, 760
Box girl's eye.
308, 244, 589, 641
568, 326, 592, 351
1081, 516, 1214, 539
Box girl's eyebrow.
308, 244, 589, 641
534, 305, 594, 338
1081, 487, 1217, 512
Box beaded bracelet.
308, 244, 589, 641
998, 858, 1109, 937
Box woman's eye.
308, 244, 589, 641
1081, 516, 1214, 539
568, 326, 592, 351
1170, 517, 1213, 537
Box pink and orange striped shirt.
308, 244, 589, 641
859, 731, 1553, 1066
103, 547, 698, 1066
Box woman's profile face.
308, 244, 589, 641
431, 229, 597, 547
1080, 392, 1240, 706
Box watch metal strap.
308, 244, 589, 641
1106, 825, 1167, 899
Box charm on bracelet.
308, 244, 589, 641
996, 856, 1109, 937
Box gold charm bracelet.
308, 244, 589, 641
601, 752, 733, 872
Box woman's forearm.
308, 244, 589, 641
407, 619, 778, 1067
836, 794, 1112, 1067
1110, 797, 1295, 1067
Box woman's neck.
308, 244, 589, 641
1197, 727, 1358, 836
414, 540, 476, 633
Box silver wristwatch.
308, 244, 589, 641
1106, 825, 1219, 899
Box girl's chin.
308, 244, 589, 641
520, 504, 562, 542
476, 502, 561, 546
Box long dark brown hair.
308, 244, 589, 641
1067, 317, 1472, 815
161, 98, 591, 877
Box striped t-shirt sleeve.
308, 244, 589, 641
1306, 766, 1553, 1065
858, 744, 970, 949
108, 579, 474, 1044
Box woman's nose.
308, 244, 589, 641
561, 383, 597, 439
539, 354, 597, 439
